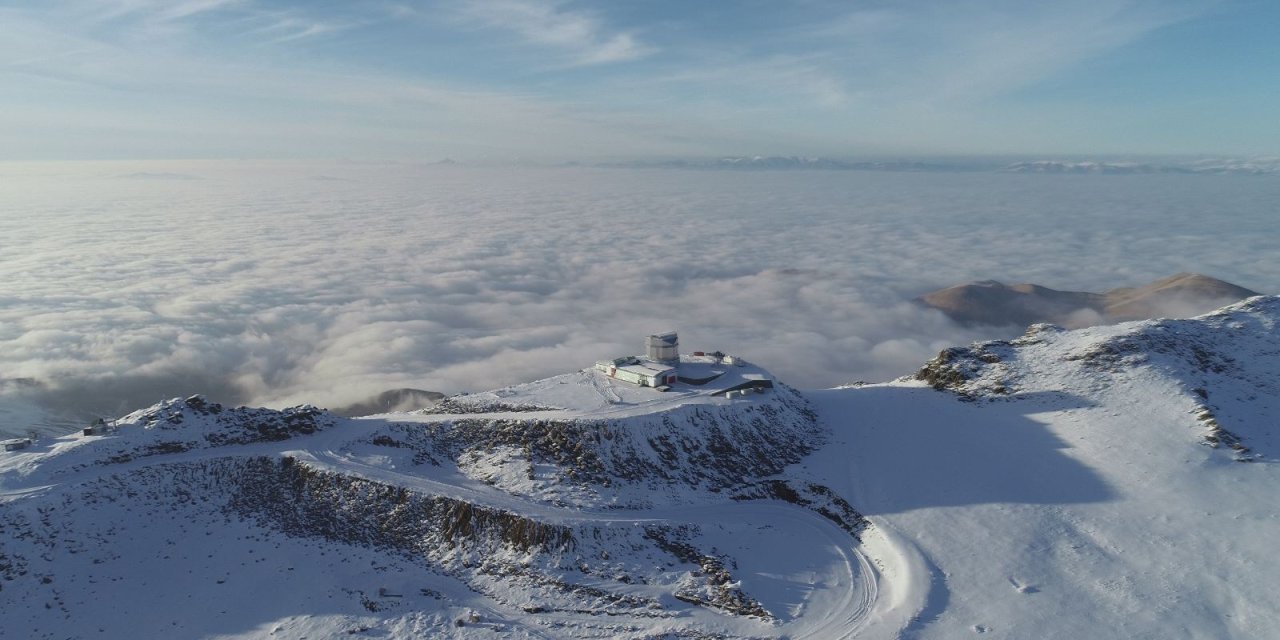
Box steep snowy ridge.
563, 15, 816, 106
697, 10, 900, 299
356, 383, 826, 508
916, 295, 1280, 459
0, 396, 339, 485
831, 295, 1280, 638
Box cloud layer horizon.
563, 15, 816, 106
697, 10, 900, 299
1, 161, 1275, 434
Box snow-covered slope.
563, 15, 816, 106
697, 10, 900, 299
2, 298, 1279, 638
817, 295, 1280, 638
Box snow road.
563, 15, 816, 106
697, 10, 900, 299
299, 448, 885, 638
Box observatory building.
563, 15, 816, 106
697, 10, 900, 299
645, 331, 679, 363
593, 330, 770, 395
594, 331, 681, 389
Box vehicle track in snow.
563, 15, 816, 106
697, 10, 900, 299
300, 449, 881, 638
802, 388, 939, 639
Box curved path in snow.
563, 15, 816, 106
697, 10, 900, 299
299, 449, 879, 637
814, 388, 939, 639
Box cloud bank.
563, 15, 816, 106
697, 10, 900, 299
0, 161, 1275, 435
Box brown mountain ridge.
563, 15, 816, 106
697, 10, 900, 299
919, 273, 1260, 328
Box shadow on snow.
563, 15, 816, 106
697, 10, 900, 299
810, 385, 1115, 515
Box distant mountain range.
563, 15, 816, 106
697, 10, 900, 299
1001, 159, 1280, 175
594, 156, 979, 172
589, 156, 1280, 175
918, 273, 1261, 328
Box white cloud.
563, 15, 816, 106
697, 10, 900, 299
0, 6, 737, 160
0, 161, 1273, 436
154, 0, 247, 22
452, 0, 654, 65
262, 19, 356, 43
911, 1, 1214, 103
609, 0, 1219, 145
777, 1, 1218, 105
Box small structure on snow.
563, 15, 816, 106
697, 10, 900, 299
595, 356, 678, 389
594, 331, 769, 394
83, 418, 108, 436
2, 438, 32, 452
595, 331, 682, 389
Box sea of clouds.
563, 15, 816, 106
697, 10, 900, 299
1, 161, 1276, 436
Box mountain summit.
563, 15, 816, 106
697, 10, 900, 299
918, 272, 1258, 328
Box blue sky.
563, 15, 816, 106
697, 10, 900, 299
2, 0, 1276, 160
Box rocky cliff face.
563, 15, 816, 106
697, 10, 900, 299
359, 383, 825, 506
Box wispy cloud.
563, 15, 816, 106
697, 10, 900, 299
559, 0, 1222, 153
636, 53, 855, 110
62, 0, 245, 24
630, 1, 1213, 113
452, 0, 654, 65
0, 0, 1258, 159
250, 12, 361, 43
906, 1, 1217, 103
154, 0, 246, 22
0, 1, 751, 160
45, 0, 360, 44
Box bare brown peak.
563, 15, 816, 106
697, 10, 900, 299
928, 279, 1094, 298
1103, 273, 1260, 322
331, 388, 446, 417
919, 273, 1260, 328
1106, 272, 1258, 300
919, 280, 1100, 328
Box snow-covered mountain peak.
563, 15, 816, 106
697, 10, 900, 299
0, 395, 343, 487
115, 394, 335, 438
916, 295, 1280, 459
